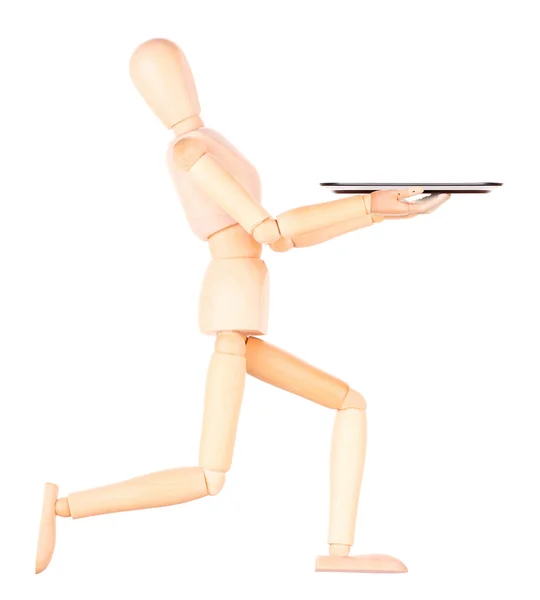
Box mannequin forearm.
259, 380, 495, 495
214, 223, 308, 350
275, 194, 371, 239
271, 214, 375, 252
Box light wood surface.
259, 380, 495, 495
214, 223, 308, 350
245, 337, 349, 410
328, 409, 367, 546
315, 554, 408, 573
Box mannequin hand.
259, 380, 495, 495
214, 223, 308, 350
252, 218, 281, 244
371, 188, 451, 219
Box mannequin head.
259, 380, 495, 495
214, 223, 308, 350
129, 39, 201, 130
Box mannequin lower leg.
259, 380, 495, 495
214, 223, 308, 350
55, 332, 246, 519
328, 407, 367, 555
55, 467, 209, 518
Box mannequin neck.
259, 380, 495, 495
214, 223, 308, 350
171, 115, 204, 136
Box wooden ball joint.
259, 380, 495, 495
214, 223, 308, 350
35, 38, 453, 575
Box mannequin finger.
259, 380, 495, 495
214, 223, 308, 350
423, 193, 451, 214
378, 214, 416, 220
410, 193, 451, 214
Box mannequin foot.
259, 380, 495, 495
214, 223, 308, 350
315, 553, 408, 573
35, 483, 59, 574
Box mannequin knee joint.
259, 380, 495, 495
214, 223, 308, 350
203, 469, 226, 496
339, 388, 366, 410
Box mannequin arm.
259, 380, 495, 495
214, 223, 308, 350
173, 138, 374, 244
173, 138, 446, 246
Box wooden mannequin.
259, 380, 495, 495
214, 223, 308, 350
35, 38, 451, 574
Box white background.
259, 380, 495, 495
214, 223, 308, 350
1, 1, 539, 598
